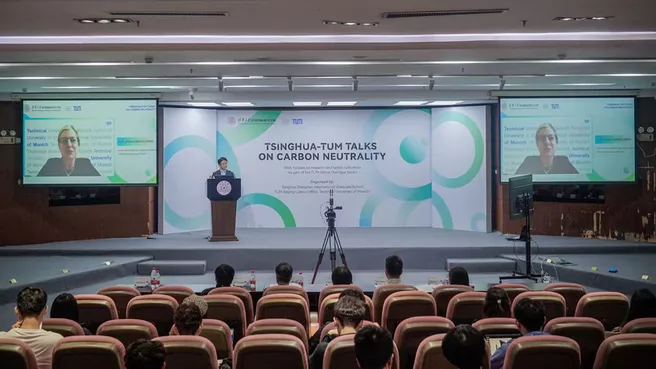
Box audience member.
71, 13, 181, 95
339, 288, 366, 302
125, 339, 166, 369
613, 288, 656, 332
443, 325, 487, 369
0, 287, 63, 369
309, 288, 367, 354
182, 294, 208, 318
332, 266, 353, 285
309, 296, 367, 369
483, 287, 512, 318
385, 255, 403, 284
448, 267, 470, 286
172, 302, 203, 336
201, 264, 235, 295
50, 292, 92, 335
490, 298, 549, 369
275, 262, 294, 285
354, 325, 395, 369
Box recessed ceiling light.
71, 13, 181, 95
187, 102, 221, 107
112, 19, 129, 23
293, 102, 322, 106
592, 16, 608, 20
327, 101, 357, 106
393, 101, 428, 106
554, 16, 613, 21
248, 76, 264, 79
96, 19, 112, 24
222, 102, 254, 107
397, 75, 413, 78
79, 19, 95, 24
427, 100, 463, 106
361, 22, 377, 26
344, 22, 358, 26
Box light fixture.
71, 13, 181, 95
327, 101, 357, 106
397, 75, 413, 78
112, 19, 129, 23
293, 102, 322, 106
76, 18, 133, 24
222, 102, 254, 107
187, 102, 220, 107
322, 20, 379, 27
554, 16, 614, 21
344, 22, 358, 26
393, 101, 428, 106
96, 19, 112, 24
427, 100, 463, 106
79, 19, 94, 24
361, 22, 377, 26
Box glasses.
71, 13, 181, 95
58, 137, 78, 145
537, 134, 556, 143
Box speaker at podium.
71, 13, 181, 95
206, 178, 241, 242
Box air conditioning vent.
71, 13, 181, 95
109, 11, 228, 17
382, 8, 508, 19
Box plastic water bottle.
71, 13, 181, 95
298, 272, 304, 287
150, 267, 158, 289
250, 270, 256, 291
155, 269, 161, 288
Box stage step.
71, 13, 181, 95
446, 258, 516, 274
138, 260, 207, 276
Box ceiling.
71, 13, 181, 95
1, 0, 656, 106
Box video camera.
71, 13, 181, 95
325, 189, 342, 222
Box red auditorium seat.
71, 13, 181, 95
204, 294, 248, 341
42, 318, 85, 337
153, 285, 196, 305
246, 319, 308, 353
592, 333, 656, 369
262, 285, 310, 305
413, 333, 489, 369
233, 334, 308, 369
255, 293, 310, 336
473, 318, 521, 336
432, 285, 474, 317
544, 283, 586, 317
97, 286, 141, 319
97, 319, 158, 349
155, 336, 218, 369
127, 294, 179, 337
446, 291, 486, 325
494, 284, 530, 304
544, 317, 605, 369
503, 335, 580, 369
575, 292, 629, 331
74, 294, 119, 334
394, 317, 454, 369
320, 321, 376, 342
372, 284, 418, 324
318, 293, 374, 324
323, 334, 401, 369
199, 319, 234, 359
52, 336, 125, 369
0, 338, 38, 369
382, 291, 437, 334
208, 287, 255, 324
318, 284, 363, 307
621, 318, 656, 334
512, 291, 566, 323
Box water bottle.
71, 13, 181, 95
150, 267, 158, 289
298, 272, 304, 287
250, 270, 256, 291
155, 269, 161, 288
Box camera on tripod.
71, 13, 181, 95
324, 189, 342, 222
312, 188, 348, 284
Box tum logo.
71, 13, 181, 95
292, 118, 304, 125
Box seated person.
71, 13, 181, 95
182, 294, 208, 318
50, 292, 92, 335
354, 325, 395, 369
125, 339, 166, 369
172, 302, 203, 336
309, 296, 367, 369
0, 287, 63, 369
613, 288, 656, 332
483, 287, 512, 318
385, 255, 403, 284
201, 264, 235, 295
269, 262, 300, 287
332, 266, 353, 285
309, 288, 367, 354
443, 325, 487, 369
448, 267, 470, 286
490, 298, 549, 369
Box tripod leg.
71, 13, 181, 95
312, 228, 331, 284
333, 228, 348, 269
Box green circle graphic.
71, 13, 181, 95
237, 193, 296, 227
432, 111, 484, 188
431, 191, 454, 230
399, 136, 427, 164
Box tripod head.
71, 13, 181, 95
325, 189, 342, 227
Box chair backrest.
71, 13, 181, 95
204, 294, 248, 342
263, 285, 310, 305
233, 334, 307, 369
372, 284, 418, 323
74, 294, 119, 333
575, 292, 630, 331
413, 334, 455, 369
246, 318, 308, 353
394, 317, 454, 369
621, 318, 656, 334
127, 294, 179, 337
473, 318, 522, 336
323, 334, 401, 369
97, 286, 141, 319
208, 287, 255, 324
318, 295, 374, 325
43, 318, 85, 337
52, 336, 125, 369
512, 291, 566, 323
200, 319, 234, 359
544, 317, 606, 369
97, 319, 158, 349
592, 333, 656, 369
544, 283, 586, 317
503, 335, 580, 369
318, 285, 363, 307
446, 291, 486, 325
255, 294, 310, 335
432, 285, 474, 317
494, 284, 530, 303
153, 285, 196, 305
154, 335, 218, 369
382, 291, 437, 334
0, 338, 38, 369
319, 321, 376, 342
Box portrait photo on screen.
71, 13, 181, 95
500, 97, 635, 183
22, 99, 158, 185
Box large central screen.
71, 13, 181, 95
500, 97, 635, 183
22, 99, 157, 185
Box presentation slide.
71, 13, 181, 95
500, 97, 635, 183
22, 99, 157, 185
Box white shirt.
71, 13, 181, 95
0, 328, 63, 369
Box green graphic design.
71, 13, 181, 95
237, 193, 296, 227
222, 111, 282, 146
400, 136, 428, 164
431, 191, 454, 230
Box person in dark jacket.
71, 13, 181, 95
37, 125, 100, 177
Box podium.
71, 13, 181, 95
206, 178, 241, 242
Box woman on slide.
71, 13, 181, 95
37, 125, 100, 177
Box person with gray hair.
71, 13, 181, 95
515, 123, 578, 175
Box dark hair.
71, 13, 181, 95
275, 262, 293, 284
339, 288, 366, 302
448, 267, 470, 286
354, 325, 394, 369
332, 266, 353, 285
50, 293, 80, 322
218, 157, 228, 165
514, 298, 546, 332
385, 255, 403, 279
443, 325, 486, 369
334, 296, 366, 328
215, 264, 235, 287
625, 289, 656, 323
483, 287, 511, 318
16, 287, 48, 318
535, 123, 559, 144
125, 339, 166, 369
174, 302, 203, 335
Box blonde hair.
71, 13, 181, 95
57, 125, 80, 145
535, 123, 558, 143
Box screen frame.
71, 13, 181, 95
21, 97, 160, 187
498, 95, 638, 184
